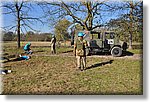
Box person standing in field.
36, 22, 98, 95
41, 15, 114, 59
50, 35, 56, 54
74, 32, 88, 71
24, 42, 32, 54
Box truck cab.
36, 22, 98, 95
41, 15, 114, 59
84, 31, 127, 57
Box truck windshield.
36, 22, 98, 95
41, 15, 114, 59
90, 33, 102, 39
105, 32, 114, 39
110, 33, 114, 39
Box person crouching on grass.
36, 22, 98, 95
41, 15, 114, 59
24, 42, 33, 54
74, 32, 88, 71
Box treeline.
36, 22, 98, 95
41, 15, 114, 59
2, 31, 52, 41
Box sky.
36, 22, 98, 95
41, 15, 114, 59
1, 0, 131, 34
1, 1, 51, 33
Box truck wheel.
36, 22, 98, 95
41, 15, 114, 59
111, 47, 122, 57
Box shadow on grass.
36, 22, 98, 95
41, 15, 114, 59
90, 52, 110, 56
1, 54, 19, 60
3, 53, 9, 56
1, 54, 19, 63
3, 66, 11, 68
122, 51, 134, 56
62, 50, 73, 53
0, 57, 10, 61
86, 60, 114, 70
90, 51, 134, 57
34, 50, 45, 53
3, 57, 29, 63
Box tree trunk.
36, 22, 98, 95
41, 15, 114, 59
129, 0, 133, 49
129, 32, 132, 49
17, 16, 21, 48
16, 3, 21, 48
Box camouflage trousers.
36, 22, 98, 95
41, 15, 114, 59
76, 56, 86, 70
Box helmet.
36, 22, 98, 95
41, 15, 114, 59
78, 32, 84, 37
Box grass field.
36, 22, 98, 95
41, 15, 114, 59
127, 49, 142, 54
1, 42, 143, 95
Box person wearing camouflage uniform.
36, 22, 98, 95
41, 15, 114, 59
74, 32, 88, 71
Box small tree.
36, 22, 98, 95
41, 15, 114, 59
54, 19, 71, 41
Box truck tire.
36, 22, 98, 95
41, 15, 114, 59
111, 47, 122, 57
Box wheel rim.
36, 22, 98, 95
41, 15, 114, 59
113, 49, 119, 55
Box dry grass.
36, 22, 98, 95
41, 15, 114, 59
1, 42, 143, 95
2, 56, 142, 95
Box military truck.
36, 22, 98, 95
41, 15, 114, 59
72, 30, 127, 57
68, 24, 127, 57
83, 31, 127, 57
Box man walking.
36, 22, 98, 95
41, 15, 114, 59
74, 32, 88, 71
50, 35, 56, 54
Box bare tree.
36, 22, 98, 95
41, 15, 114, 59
39, 0, 119, 31
2, 0, 43, 48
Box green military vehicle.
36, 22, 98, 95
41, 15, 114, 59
82, 31, 127, 57
68, 24, 127, 57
